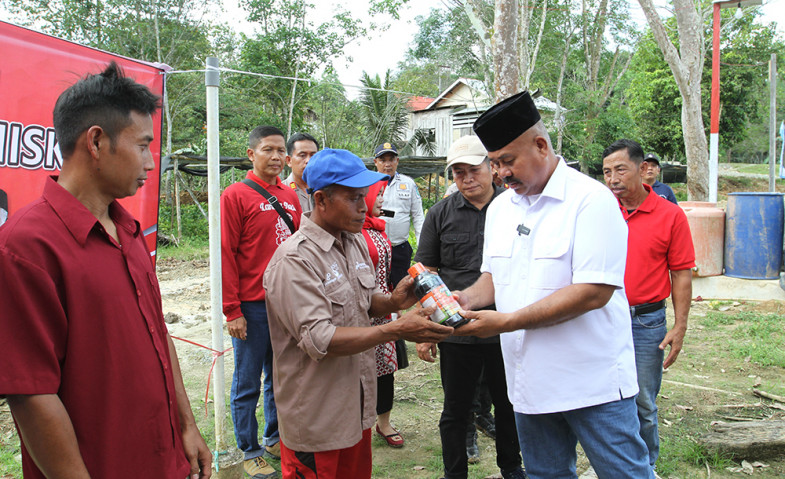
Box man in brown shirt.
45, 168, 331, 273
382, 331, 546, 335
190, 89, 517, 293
264, 148, 452, 479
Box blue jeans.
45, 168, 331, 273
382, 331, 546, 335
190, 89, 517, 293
231, 301, 279, 460
514, 397, 653, 479
632, 306, 667, 467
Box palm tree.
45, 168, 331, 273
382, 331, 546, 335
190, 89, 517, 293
359, 70, 436, 156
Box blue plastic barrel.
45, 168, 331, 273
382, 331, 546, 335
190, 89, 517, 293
724, 192, 784, 279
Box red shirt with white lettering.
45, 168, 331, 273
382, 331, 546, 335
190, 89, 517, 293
619, 183, 695, 306
0, 177, 190, 478
221, 171, 302, 320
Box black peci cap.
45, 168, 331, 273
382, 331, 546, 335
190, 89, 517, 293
472, 91, 541, 152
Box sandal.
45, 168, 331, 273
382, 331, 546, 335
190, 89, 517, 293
375, 424, 404, 448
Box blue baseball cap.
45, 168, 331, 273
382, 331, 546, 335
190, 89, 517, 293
304, 148, 389, 193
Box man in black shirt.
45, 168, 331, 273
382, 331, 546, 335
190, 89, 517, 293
415, 136, 526, 479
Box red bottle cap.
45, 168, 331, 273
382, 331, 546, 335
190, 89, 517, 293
408, 262, 427, 278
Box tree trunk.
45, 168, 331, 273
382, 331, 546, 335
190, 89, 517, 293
555, 23, 576, 156
492, 0, 522, 100
682, 87, 709, 200
637, 0, 709, 200
701, 420, 785, 459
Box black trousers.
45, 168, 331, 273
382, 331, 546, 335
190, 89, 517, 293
438, 342, 522, 479
389, 242, 413, 287
377, 372, 394, 415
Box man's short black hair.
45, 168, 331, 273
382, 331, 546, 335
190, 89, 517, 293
602, 139, 645, 165
249, 126, 285, 149
53, 62, 160, 159
286, 133, 319, 155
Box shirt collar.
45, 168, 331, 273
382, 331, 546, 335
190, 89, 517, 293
636, 183, 658, 213
616, 183, 657, 219
43, 176, 140, 246
299, 214, 354, 252
247, 170, 282, 188
510, 156, 567, 205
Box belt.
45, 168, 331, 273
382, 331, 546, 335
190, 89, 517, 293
630, 299, 665, 316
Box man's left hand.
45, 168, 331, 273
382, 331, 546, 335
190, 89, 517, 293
453, 309, 511, 338
181, 424, 212, 479
660, 326, 686, 369
389, 276, 418, 311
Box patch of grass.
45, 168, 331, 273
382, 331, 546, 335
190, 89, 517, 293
709, 300, 734, 311
699, 311, 736, 330
658, 424, 735, 476
0, 432, 22, 478
734, 163, 770, 175
728, 313, 785, 367
157, 237, 210, 262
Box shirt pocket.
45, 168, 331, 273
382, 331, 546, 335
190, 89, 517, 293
441, 232, 470, 268
530, 238, 571, 290
357, 269, 377, 313
324, 279, 353, 325
486, 237, 514, 285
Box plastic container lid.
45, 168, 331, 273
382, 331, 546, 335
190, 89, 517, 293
408, 262, 427, 278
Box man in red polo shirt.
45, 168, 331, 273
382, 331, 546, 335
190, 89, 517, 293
602, 139, 695, 473
221, 125, 302, 478
0, 62, 211, 478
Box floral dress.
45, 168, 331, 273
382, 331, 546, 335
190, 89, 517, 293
366, 227, 398, 376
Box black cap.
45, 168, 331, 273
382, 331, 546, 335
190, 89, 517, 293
374, 142, 398, 158
472, 91, 541, 152
643, 153, 661, 165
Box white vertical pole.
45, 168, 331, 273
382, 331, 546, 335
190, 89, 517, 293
205, 56, 226, 452
769, 54, 777, 192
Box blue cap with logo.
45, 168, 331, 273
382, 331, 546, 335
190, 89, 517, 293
374, 142, 398, 158
304, 148, 389, 194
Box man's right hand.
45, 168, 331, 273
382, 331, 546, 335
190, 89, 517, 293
416, 342, 438, 362
227, 316, 247, 340
393, 307, 453, 343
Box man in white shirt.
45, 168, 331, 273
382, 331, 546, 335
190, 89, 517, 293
373, 142, 425, 284
455, 91, 653, 479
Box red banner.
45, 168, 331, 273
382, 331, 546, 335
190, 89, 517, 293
0, 21, 166, 255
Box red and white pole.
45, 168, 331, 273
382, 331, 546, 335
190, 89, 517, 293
709, 2, 721, 202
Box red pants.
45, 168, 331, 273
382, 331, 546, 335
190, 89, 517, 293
280, 428, 372, 479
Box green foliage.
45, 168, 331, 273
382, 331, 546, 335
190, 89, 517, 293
399, 5, 491, 92
158, 203, 210, 239
627, 8, 785, 162
359, 71, 411, 151
307, 69, 366, 152
236, 0, 366, 137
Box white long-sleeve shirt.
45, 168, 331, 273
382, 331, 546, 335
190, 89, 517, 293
381, 172, 424, 246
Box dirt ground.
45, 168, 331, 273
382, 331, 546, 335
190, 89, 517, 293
3, 257, 785, 478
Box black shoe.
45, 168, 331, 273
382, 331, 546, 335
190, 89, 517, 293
501, 466, 528, 479
466, 428, 479, 464
475, 413, 496, 440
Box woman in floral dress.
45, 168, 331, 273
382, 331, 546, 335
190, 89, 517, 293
361, 180, 403, 448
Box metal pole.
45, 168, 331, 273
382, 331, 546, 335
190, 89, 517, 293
205, 56, 226, 453
709, 2, 721, 203
769, 54, 777, 192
